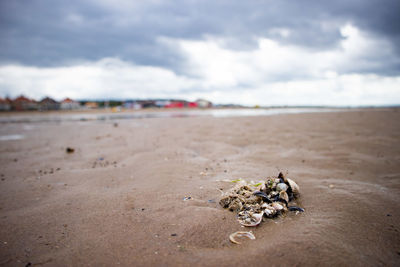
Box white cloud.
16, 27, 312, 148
166, 23, 397, 87
0, 24, 399, 106
0, 58, 199, 101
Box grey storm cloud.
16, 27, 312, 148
0, 0, 399, 75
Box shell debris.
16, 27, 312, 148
229, 231, 256, 244
220, 172, 304, 227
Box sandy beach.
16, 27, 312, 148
0, 108, 399, 266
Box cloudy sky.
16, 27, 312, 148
0, 0, 399, 106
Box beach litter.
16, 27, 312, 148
220, 172, 304, 227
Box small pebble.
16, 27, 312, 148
171, 233, 177, 236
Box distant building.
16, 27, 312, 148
187, 102, 198, 108
84, 102, 98, 109
165, 101, 184, 108
139, 100, 158, 108
0, 98, 11, 111
155, 100, 170, 108
196, 99, 212, 108
39, 97, 60, 111
60, 98, 81, 110
12, 95, 38, 111
124, 101, 142, 109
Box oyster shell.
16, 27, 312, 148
287, 178, 300, 196
228, 198, 243, 212
219, 195, 232, 208
279, 191, 289, 204
238, 211, 263, 226
229, 231, 256, 244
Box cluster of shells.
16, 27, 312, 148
219, 172, 303, 226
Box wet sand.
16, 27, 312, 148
0, 109, 399, 266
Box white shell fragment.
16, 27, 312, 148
276, 183, 288, 192
229, 231, 256, 244
271, 202, 284, 212
238, 212, 263, 227
263, 205, 277, 217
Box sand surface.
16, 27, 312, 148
0, 109, 399, 266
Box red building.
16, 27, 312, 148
188, 102, 198, 108
12, 95, 38, 111
165, 101, 184, 108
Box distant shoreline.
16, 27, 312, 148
0, 106, 398, 123
0, 105, 397, 116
